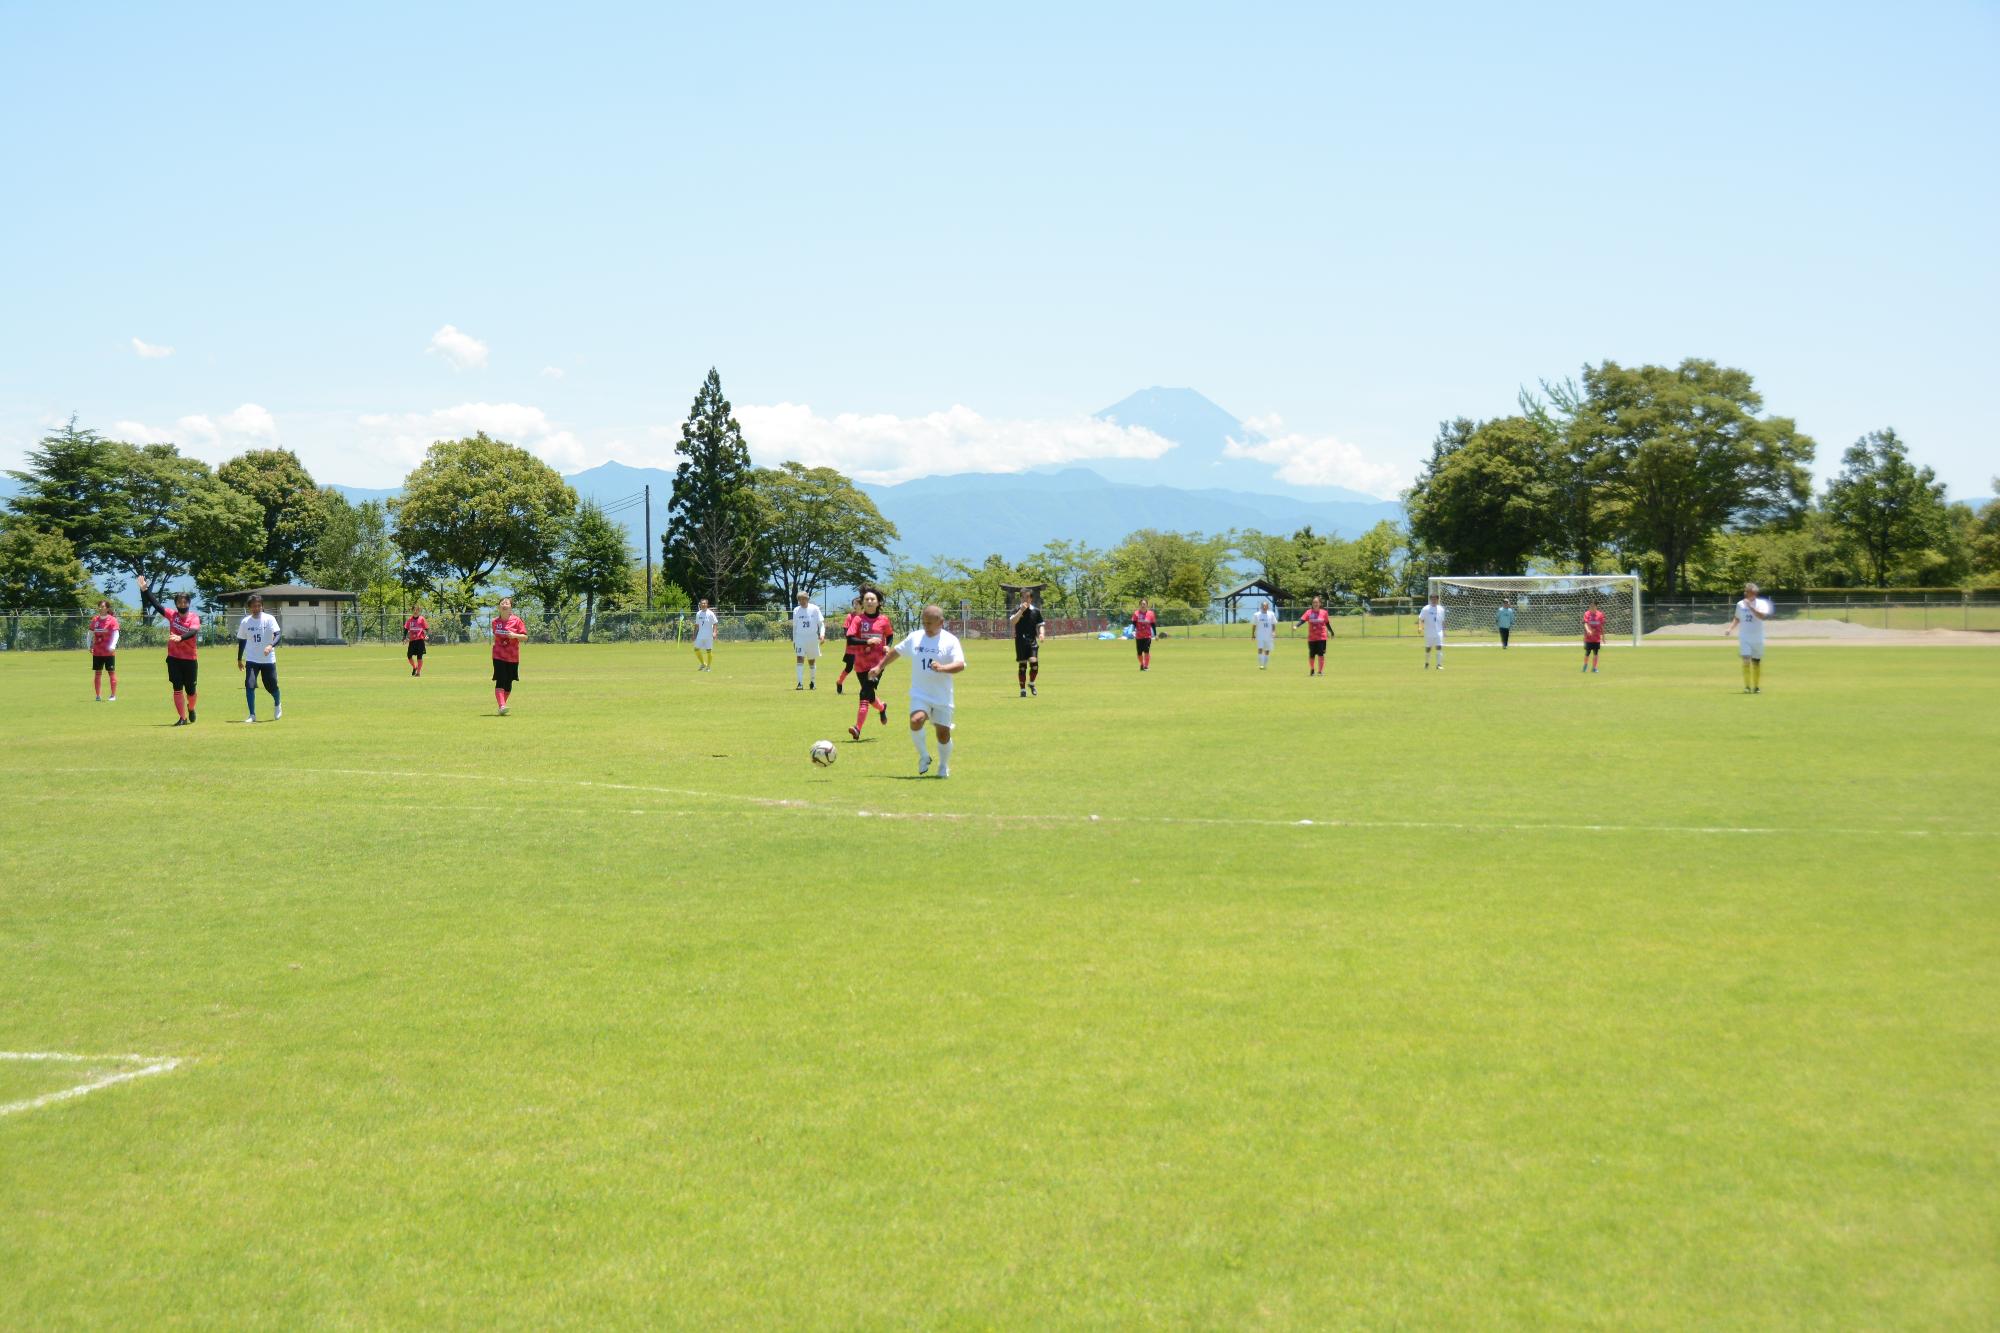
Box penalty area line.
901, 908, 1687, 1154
0, 1052, 184, 1118
24, 765, 1998, 840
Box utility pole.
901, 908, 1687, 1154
643, 484, 653, 611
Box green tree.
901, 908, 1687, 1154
392, 434, 577, 595
1025, 539, 1111, 609
3, 417, 136, 581
218, 448, 330, 583
1405, 415, 1555, 575
308, 495, 404, 617
1822, 429, 1952, 587
664, 369, 763, 606
1576, 359, 1814, 596
1237, 529, 1304, 598
0, 521, 91, 613
108, 443, 263, 604
1107, 529, 1232, 607
751, 462, 899, 602
1969, 479, 2000, 582
1520, 378, 1601, 570
563, 502, 632, 642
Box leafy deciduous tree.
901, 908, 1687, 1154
752, 462, 898, 602
1823, 429, 1952, 587
392, 434, 577, 594
218, 448, 330, 584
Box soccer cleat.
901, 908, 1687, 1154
937, 767, 949, 779
499, 704, 509, 715
808, 680, 815, 690
172, 717, 186, 726
1029, 684, 1037, 696
877, 706, 887, 726
188, 710, 196, 723
1019, 688, 1027, 698
245, 715, 257, 724
108, 695, 116, 702
918, 754, 931, 776
274, 704, 282, 720
835, 679, 843, 694
848, 724, 862, 741
796, 683, 804, 691
1753, 687, 1760, 694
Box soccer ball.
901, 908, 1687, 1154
810, 739, 837, 767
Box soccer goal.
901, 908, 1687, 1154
1428, 573, 1643, 647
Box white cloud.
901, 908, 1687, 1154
357, 402, 589, 472
131, 337, 173, 359
1223, 415, 1406, 496
111, 403, 279, 461
731, 403, 1174, 484
539, 365, 565, 379
426, 324, 488, 370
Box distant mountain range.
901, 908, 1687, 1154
9, 390, 1407, 591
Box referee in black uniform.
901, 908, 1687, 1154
1010, 591, 1046, 697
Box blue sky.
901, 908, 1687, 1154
2, 0, 1994, 499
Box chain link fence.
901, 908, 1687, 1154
6, 593, 1998, 651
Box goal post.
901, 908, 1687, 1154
1427, 573, 1644, 647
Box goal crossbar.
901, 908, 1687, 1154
1428, 573, 1644, 648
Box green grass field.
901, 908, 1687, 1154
4, 636, 1997, 1328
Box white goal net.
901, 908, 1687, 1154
1428, 574, 1643, 647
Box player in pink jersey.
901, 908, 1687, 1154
845, 587, 893, 739
1298, 596, 1333, 677
1130, 598, 1158, 671
88, 599, 120, 701
490, 597, 527, 714
137, 574, 202, 725
1582, 600, 1605, 673
404, 604, 430, 676
834, 596, 862, 693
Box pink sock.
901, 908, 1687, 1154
108, 671, 117, 693
173, 691, 187, 720
495, 688, 507, 708
94, 671, 102, 697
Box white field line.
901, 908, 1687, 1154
20, 765, 1999, 840
0, 1052, 183, 1118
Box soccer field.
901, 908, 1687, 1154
3, 636, 1996, 1328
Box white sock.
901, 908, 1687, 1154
912, 730, 930, 762
938, 739, 952, 770
795, 663, 803, 685
808, 663, 816, 682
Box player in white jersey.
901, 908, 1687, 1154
692, 599, 719, 671
873, 602, 967, 778
1726, 580, 1770, 693
1251, 600, 1278, 669
790, 591, 825, 690
1418, 592, 1446, 669
235, 593, 283, 722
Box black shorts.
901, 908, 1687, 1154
1307, 639, 1327, 658
407, 639, 427, 658
492, 658, 520, 688
857, 670, 880, 703
1584, 641, 1601, 654
244, 660, 278, 690
842, 652, 855, 670
166, 657, 198, 691
92, 654, 116, 670
1134, 636, 1152, 657
1015, 641, 1039, 663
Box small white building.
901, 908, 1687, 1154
219, 585, 358, 645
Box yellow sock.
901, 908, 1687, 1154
1742, 660, 1753, 688
1752, 660, 1761, 687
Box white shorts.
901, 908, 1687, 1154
909, 697, 954, 729
1738, 638, 1764, 659
694, 633, 715, 650
793, 636, 821, 659
1255, 633, 1275, 651
1425, 634, 1445, 649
